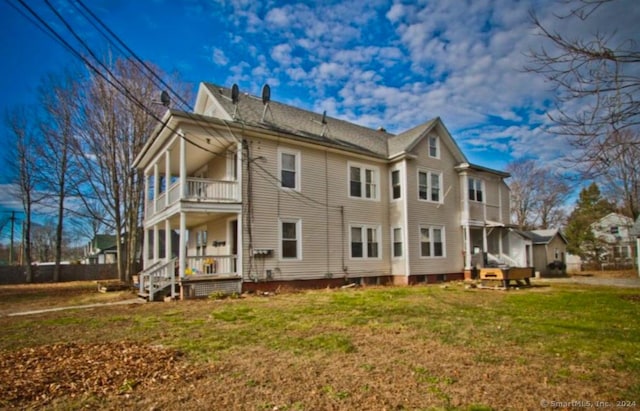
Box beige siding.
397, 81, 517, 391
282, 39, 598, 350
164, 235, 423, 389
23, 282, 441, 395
405, 133, 464, 274
241, 136, 390, 281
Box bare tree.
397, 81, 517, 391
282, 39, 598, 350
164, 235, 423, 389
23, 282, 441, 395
526, 0, 640, 212
36, 69, 82, 281
596, 130, 640, 219
31, 219, 56, 263
507, 159, 570, 230
507, 159, 539, 230
5, 107, 43, 282
73, 57, 167, 282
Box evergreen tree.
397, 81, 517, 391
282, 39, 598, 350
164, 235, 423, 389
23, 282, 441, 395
564, 183, 615, 261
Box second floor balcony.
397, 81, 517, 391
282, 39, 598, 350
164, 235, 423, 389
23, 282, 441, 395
145, 177, 240, 219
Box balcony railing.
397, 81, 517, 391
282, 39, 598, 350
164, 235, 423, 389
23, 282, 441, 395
146, 178, 240, 218
185, 178, 239, 202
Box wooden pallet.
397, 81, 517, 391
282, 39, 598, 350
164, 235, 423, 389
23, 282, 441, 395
479, 267, 534, 290
97, 281, 130, 293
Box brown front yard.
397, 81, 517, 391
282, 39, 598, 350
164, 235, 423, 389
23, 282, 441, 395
0, 280, 638, 410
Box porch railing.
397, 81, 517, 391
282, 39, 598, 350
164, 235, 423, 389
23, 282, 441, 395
139, 258, 176, 300
145, 178, 240, 218
184, 255, 237, 276
487, 252, 521, 268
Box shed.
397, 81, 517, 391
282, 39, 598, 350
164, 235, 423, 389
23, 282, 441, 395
525, 229, 568, 277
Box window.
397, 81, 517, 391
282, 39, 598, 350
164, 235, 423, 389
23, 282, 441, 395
391, 170, 401, 200
280, 219, 301, 259
350, 225, 381, 259
468, 177, 483, 202
420, 226, 445, 257
428, 135, 439, 158
195, 229, 208, 256
349, 163, 379, 200
279, 148, 300, 190
418, 170, 443, 203
393, 227, 402, 258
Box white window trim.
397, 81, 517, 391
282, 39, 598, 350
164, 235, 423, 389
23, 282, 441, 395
417, 168, 443, 204
419, 225, 446, 259
349, 223, 382, 260
278, 147, 301, 192
390, 168, 402, 201
468, 177, 484, 203
348, 162, 380, 201
428, 135, 440, 159
391, 226, 403, 259
279, 218, 302, 261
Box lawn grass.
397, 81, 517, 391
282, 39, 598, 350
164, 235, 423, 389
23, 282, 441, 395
1, 282, 639, 409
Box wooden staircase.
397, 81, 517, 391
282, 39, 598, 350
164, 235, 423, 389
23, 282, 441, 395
138, 258, 177, 301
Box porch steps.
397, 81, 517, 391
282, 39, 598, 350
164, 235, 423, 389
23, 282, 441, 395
138, 280, 175, 301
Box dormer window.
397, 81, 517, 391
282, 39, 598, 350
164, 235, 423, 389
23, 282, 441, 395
428, 135, 439, 158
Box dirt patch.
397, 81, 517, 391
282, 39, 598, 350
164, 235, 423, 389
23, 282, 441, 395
0, 282, 136, 316
572, 269, 637, 279
621, 294, 640, 303
0, 341, 202, 408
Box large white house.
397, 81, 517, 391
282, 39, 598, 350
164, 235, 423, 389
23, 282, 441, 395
133, 83, 515, 299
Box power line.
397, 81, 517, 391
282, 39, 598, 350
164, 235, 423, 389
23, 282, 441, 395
13, 0, 342, 214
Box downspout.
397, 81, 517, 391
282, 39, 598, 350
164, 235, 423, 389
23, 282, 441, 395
236, 140, 243, 283
402, 160, 411, 282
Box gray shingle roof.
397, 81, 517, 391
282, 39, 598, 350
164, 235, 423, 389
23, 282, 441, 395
387, 119, 438, 157
525, 229, 567, 245
197, 83, 507, 180
203, 83, 395, 158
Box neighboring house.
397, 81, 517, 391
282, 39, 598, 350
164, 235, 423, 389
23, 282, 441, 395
84, 234, 117, 264
524, 229, 568, 276
133, 82, 515, 299
591, 213, 635, 268
631, 216, 640, 277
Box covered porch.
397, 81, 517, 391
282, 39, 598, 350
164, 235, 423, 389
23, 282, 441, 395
139, 211, 243, 300
463, 221, 533, 278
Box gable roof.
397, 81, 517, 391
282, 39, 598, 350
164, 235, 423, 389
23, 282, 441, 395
200, 83, 392, 158
526, 229, 568, 245
153, 82, 510, 180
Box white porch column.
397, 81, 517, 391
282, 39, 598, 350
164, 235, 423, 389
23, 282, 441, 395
180, 134, 187, 199
153, 163, 159, 212
153, 224, 159, 263
464, 225, 472, 269
179, 212, 187, 277
482, 226, 488, 253
144, 173, 149, 220
165, 219, 172, 260
165, 149, 171, 207
143, 227, 149, 268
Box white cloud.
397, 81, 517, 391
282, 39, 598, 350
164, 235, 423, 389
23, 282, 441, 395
212, 48, 228, 66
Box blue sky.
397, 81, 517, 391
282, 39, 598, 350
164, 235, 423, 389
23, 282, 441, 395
0, 0, 638, 241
